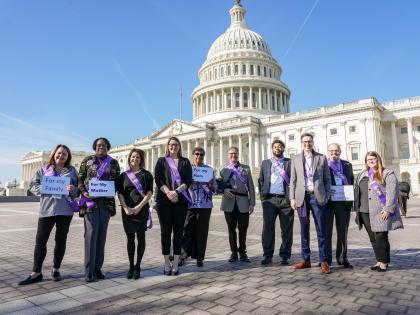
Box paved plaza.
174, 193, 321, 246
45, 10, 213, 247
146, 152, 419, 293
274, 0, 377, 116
0, 197, 420, 315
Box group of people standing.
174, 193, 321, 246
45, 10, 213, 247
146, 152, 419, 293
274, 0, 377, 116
18, 132, 404, 285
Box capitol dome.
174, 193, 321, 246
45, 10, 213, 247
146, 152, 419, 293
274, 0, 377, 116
191, 0, 291, 124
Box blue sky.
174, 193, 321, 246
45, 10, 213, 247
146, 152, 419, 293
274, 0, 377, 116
1, 0, 419, 183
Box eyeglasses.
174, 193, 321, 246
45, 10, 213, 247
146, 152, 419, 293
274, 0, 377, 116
194, 153, 204, 156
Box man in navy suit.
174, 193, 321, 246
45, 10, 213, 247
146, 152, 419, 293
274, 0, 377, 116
258, 140, 293, 265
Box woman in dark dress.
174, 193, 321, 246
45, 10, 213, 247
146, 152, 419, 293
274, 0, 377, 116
117, 149, 153, 279
154, 136, 192, 276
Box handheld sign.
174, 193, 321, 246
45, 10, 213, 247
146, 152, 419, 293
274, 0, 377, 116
89, 180, 116, 197
331, 185, 354, 201
41, 176, 70, 195
192, 166, 213, 183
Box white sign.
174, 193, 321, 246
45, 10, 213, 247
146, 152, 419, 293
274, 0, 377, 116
331, 185, 354, 201
192, 166, 214, 183
41, 176, 70, 195
89, 180, 116, 197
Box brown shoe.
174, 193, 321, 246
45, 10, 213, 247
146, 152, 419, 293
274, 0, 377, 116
321, 261, 330, 274
293, 259, 311, 269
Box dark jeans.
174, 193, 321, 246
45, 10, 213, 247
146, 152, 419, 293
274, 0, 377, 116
299, 194, 329, 262
398, 194, 408, 216
33, 215, 73, 273
326, 201, 351, 264
182, 208, 212, 261
156, 200, 188, 255
224, 202, 249, 255
360, 212, 390, 263
84, 201, 111, 276
126, 231, 145, 269
261, 196, 294, 259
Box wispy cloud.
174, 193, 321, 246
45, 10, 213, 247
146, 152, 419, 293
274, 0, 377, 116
112, 60, 160, 130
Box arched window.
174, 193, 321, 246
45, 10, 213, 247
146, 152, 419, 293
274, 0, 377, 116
250, 65, 254, 75
235, 93, 240, 107
227, 65, 231, 76
243, 92, 248, 108
257, 65, 261, 76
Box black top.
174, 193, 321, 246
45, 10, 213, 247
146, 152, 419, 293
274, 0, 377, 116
154, 156, 192, 204
116, 169, 154, 208
358, 176, 369, 213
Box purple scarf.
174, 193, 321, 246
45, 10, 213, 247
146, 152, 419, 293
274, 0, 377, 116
368, 168, 387, 206
225, 162, 248, 191
297, 196, 313, 225
271, 157, 290, 186
126, 170, 153, 229
165, 157, 193, 207
328, 158, 349, 185
42, 164, 80, 212
79, 155, 113, 209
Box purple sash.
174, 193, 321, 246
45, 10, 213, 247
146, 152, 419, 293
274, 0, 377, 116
328, 159, 349, 185
297, 196, 313, 225
271, 157, 290, 186
79, 156, 113, 209
368, 168, 387, 206
42, 164, 80, 212
165, 157, 193, 207
225, 162, 249, 192
125, 170, 153, 229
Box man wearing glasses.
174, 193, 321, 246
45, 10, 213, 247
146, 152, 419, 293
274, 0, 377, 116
290, 133, 332, 274
326, 143, 354, 268
219, 147, 255, 263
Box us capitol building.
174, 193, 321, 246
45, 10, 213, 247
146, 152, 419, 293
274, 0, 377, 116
20, 0, 420, 195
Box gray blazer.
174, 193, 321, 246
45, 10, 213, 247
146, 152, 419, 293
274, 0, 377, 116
29, 166, 79, 218
354, 169, 404, 232
289, 151, 331, 207
258, 158, 291, 202
220, 163, 256, 213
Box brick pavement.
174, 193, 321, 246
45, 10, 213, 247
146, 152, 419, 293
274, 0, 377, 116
0, 197, 419, 314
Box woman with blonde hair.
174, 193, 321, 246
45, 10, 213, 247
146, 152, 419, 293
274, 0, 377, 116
354, 151, 403, 272
154, 137, 192, 275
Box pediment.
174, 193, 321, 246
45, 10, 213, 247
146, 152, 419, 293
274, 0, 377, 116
21, 151, 43, 161
151, 119, 206, 139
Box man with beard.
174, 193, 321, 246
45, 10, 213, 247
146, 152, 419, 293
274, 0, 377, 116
258, 140, 293, 265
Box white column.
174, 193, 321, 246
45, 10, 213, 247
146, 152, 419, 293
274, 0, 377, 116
187, 140, 192, 159
221, 89, 225, 110
248, 133, 253, 167
254, 135, 260, 167
407, 118, 415, 159
279, 92, 284, 111
267, 89, 270, 110
229, 135, 233, 148
157, 145, 162, 158
391, 121, 399, 159
266, 133, 271, 159
231, 87, 234, 108
195, 139, 199, 148
340, 122, 348, 159
210, 141, 215, 167
260, 134, 266, 161
206, 92, 210, 113
274, 90, 278, 111
259, 87, 262, 110
145, 149, 150, 171
213, 90, 216, 112
150, 147, 155, 172
249, 87, 253, 108
240, 86, 244, 109
238, 135, 243, 158
203, 138, 208, 164
192, 100, 195, 118
219, 137, 224, 167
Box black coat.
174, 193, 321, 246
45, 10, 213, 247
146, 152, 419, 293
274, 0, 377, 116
258, 158, 291, 201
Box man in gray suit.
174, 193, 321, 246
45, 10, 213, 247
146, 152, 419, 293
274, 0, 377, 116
290, 133, 332, 274
258, 140, 293, 265
220, 146, 255, 263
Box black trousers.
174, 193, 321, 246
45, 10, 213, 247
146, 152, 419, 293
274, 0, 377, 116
261, 196, 294, 259
224, 202, 249, 255
33, 215, 73, 273
398, 194, 408, 216
157, 200, 188, 255
126, 231, 145, 269
360, 212, 390, 263
182, 208, 212, 261
326, 201, 351, 264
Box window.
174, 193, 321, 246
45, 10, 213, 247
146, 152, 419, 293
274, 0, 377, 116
349, 125, 357, 133
227, 93, 232, 108
401, 127, 408, 134
257, 65, 261, 76
288, 134, 295, 142
350, 147, 359, 161
417, 126, 420, 132
209, 71, 212, 80
330, 128, 338, 136
401, 146, 409, 159
221, 67, 224, 77
242, 64, 246, 75
243, 92, 248, 107
269, 68, 272, 78
250, 65, 254, 75
252, 93, 256, 108
264, 67, 267, 77
234, 64, 239, 75
271, 95, 275, 110
227, 65, 231, 76
235, 93, 240, 107
214, 68, 217, 79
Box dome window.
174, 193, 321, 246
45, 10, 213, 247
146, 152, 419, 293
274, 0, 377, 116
234, 64, 239, 75
257, 65, 261, 76
269, 68, 272, 78
221, 67, 224, 77
227, 93, 232, 108
235, 93, 240, 107
244, 92, 248, 108
227, 65, 231, 76
250, 65, 254, 75
242, 64, 246, 75
264, 67, 267, 77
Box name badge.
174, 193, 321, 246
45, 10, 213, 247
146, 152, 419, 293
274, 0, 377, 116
41, 176, 70, 196
192, 166, 213, 183
89, 180, 115, 197
331, 185, 354, 201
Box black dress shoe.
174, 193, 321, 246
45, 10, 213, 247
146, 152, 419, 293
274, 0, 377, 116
343, 261, 353, 269
94, 269, 105, 280
18, 273, 43, 285
370, 265, 379, 271
196, 261, 203, 267
228, 253, 238, 263
51, 270, 62, 281
163, 266, 172, 276
261, 257, 272, 265
377, 267, 387, 272
172, 269, 179, 276
127, 268, 134, 279
240, 254, 251, 263
178, 258, 185, 267
280, 258, 291, 265
133, 267, 140, 280
85, 274, 94, 282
